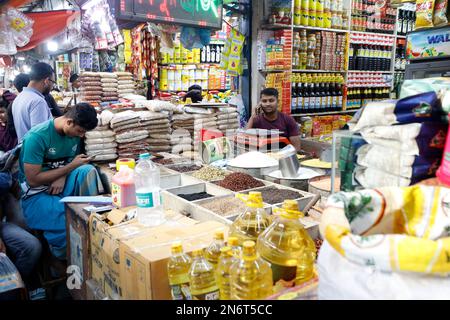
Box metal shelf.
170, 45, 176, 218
291, 110, 359, 117
259, 69, 290, 73
396, 35, 407, 39
293, 25, 349, 33
261, 24, 292, 30
347, 70, 394, 74
292, 69, 346, 73
350, 30, 396, 37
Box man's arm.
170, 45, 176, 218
289, 135, 302, 152
24, 154, 91, 188
246, 114, 256, 129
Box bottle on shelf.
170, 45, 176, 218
215, 246, 237, 300
205, 231, 225, 268
167, 242, 192, 300
226, 237, 242, 258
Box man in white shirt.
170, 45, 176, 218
12, 62, 54, 141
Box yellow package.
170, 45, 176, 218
433, 0, 449, 26
416, 0, 436, 28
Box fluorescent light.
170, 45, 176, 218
17, 56, 25, 61
47, 41, 58, 52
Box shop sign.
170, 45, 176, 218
115, 0, 223, 29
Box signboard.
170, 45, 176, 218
115, 0, 223, 29
407, 26, 450, 61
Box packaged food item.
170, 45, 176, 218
433, 0, 449, 26
416, 0, 436, 28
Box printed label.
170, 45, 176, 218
111, 183, 121, 207
170, 282, 192, 300
192, 289, 220, 300
136, 190, 161, 208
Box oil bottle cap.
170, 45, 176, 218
242, 241, 257, 260
227, 237, 239, 246
214, 231, 224, 240
220, 246, 232, 256
236, 192, 264, 208
191, 249, 204, 257
171, 241, 183, 253
277, 199, 305, 219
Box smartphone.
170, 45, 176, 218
88, 151, 103, 159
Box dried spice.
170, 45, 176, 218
245, 186, 303, 205
178, 192, 212, 201
200, 197, 247, 217
216, 172, 264, 192
192, 166, 229, 181
168, 164, 203, 173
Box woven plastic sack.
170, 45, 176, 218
318, 185, 450, 299
0, 253, 24, 294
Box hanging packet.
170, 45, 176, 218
433, 0, 449, 25
416, 0, 436, 28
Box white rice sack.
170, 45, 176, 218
85, 137, 115, 144
91, 154, 118, 162
99, 72, 118, 79
87, 148, 117, 157
85, 130, 115, 139
85, 142, 118, 151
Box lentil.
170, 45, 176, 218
178, 192, 212, 201
245, 186, 302, 204
192, 166, 229, 181
200, 197, 247, 217
217, 172, 264, 192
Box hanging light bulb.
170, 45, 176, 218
47, 41, 58, 52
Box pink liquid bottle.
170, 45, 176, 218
111, 166, 136, 208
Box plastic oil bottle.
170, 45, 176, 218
226, 236, 242, 258
205, 231, 225, 268
167, 242, 192, 300
230, 241, 273, 300
188, 249, 220, 300
215, 246, 237, 300
257, 200, 316, 292
229, 192, 271, 245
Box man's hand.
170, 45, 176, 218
0, 238, 6, 254
48, 175, 66, 195
70, 154, 91, 169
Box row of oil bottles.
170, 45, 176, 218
167, 192, 317, 300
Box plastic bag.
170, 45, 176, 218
416, 0, 436, 28
434, 0, 449, 25
7, 8, 34, 47
0, 253, 24, 294
0, 13, 16, 55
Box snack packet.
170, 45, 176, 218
416, 0, 436, 28
433, 0, 449, 26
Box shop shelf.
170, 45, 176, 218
293, 25, 350, 33
261, 23, 292, 30
347, 70, 394, 74
291, 109, 359, 117
350, 30, 396, 37
259, 69, 290, 73
292, 69, 346, 73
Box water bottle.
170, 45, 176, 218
134, 153, 165, 226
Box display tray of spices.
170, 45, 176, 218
191, 166, 230, 182
167, 163, 203, 173
178, 192, 213, 202
245, 186, 303, 205
215, 172, 265, 192
198, 196, 248, 217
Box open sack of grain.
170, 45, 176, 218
318, 185, 450, 299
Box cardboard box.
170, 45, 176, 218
90, 207, 197, 300
119, 221, 228, 300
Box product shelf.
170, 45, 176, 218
261, 24, 292, 30
291, 109, 359, 117
350, 30, 396, 37
259, 69, 291, 73
293, 25, 350, 33
292, 69, 346, 73
347, 70, 394, 74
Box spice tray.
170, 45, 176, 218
162, 183, 234, 225
160, 173, 204, 190
242, 184, 316, 213
165, 161, 205, 174
211, 176, 277, 193
194, 194, 273, 223
184, 166, 233, 183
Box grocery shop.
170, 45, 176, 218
0, 0, 450, 302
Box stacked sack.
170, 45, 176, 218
216, 106, 240, 132
85, 110, 117, 161
137, 111, 172, 153
110, 111, 149, 159
116, 71, 135, 98
341, 91, 448, 190
171, 113, 194, 154
79, 72, 102, 104
99, 72, 119, 103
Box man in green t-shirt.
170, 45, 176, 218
19, 103, 100, 259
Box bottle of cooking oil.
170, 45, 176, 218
230, 240, 273, 300
215, 246, 237, 300
229, 192, 271, 245
167, 242, 192, 300
226, 236, 242, 258
205, 231, 225, 268
257, 200, 316, 292
188, 249, 220, 300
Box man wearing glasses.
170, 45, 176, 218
11, 62, 55, 141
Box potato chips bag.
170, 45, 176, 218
433, 0, 449, 26
416, 0, 436, 28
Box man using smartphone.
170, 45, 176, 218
18, 103, 100, 259
246, 88, 302, 152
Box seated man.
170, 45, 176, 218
19, 103, 100, 259
246, 88, 301, 152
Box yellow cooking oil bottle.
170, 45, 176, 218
167, 242, 192, 300
230, 240, 273, 300
215, 246, 237, 300
229, 192, 271, 245
256, 200, 316, 292
205, 231, 225, 268
188, 249, 220, 300
226, 236, 242, 258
